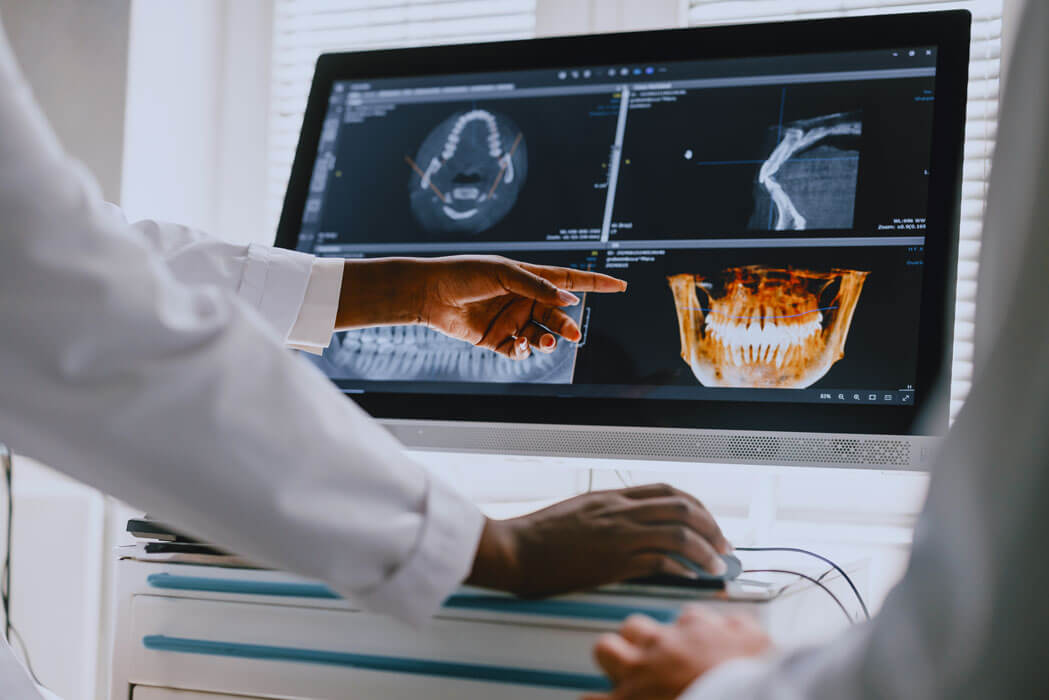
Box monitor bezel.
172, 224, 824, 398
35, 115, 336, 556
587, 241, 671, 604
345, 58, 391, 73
275, 11, 970, 438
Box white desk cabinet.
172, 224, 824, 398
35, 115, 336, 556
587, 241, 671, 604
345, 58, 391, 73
110, 557, 864, 700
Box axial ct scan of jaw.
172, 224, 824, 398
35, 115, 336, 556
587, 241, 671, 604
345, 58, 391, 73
667, 266, 868, 388
751, 111, 862, 231
408, 109, 528, 236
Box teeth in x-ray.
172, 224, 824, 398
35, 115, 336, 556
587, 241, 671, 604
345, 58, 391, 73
668, 266, 868, 388
443, 110, 504, 160
323, 324, 576, 383
410, 108, 527, 236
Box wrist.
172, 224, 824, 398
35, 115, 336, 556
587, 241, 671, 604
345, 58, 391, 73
335, 258, 426, 329
466, 517, 523, 594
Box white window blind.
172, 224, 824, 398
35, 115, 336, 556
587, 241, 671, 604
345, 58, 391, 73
687, 0, 1002, 418
267, 0, 537, 233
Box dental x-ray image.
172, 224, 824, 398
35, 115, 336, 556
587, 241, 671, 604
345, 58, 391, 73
609, 76, 943, 241
309, 301, 585, 385
573, 245, 922, 393
749, 112, 862, 231
667, 265, 868, 388
311, 92, 618, 246
408, 109, 528, 236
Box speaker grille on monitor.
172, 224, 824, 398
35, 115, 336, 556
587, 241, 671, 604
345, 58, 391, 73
385, 422, 919, 469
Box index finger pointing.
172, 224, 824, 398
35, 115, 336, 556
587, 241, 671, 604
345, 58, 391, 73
519, 263, 627, 293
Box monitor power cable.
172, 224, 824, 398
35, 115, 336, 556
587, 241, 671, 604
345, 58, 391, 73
742, 568, 855, 624
736, 545, 871, 621
2, 444, 10, 643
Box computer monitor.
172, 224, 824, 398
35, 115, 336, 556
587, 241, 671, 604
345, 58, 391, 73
276, 11, 970, 470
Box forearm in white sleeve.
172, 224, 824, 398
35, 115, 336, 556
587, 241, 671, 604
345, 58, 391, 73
0, 19, 482, 625
103, 204, 342, 351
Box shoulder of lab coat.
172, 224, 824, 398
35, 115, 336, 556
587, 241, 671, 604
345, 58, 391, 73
0, 17, 482, 627
101, 203, 342, 353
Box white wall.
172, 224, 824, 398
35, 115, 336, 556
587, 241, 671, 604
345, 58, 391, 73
121, 0, 275, 245
536, 0, 681, 35
0, 0, 130, 200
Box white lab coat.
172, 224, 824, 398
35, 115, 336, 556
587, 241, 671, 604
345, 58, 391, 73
684, 1, 1049, 697
0, 10, 484, 692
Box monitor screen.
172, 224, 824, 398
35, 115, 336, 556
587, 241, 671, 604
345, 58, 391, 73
276, 13, 967, 446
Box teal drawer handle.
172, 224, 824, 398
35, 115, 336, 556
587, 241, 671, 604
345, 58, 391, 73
147, 573, 338, 599
146, 573, 677, 623
443, 594, 676, 623
143, 635, 612, 692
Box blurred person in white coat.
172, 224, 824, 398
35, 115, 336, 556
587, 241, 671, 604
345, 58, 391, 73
588, 1, 1049, 698
0, 10, 735, 697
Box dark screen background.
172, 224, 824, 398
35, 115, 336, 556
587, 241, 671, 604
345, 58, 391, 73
612, 77, 935, 239
316, 93, 619, 244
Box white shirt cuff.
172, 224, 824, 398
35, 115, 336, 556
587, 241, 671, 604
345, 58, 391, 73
239, 243, 315, 342
287, 257, 343, 354
353, 472, 486, 626
679, 655, 779, 699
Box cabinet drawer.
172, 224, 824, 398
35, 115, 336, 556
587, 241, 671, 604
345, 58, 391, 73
129, 595, 609, 700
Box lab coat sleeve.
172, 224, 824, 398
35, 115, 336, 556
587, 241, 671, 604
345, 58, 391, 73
680, 2, 1049, 698
0, 18, 483, 625
103, 204, 343, 353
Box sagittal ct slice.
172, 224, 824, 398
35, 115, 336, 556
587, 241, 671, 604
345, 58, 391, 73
408, 109, 528, 236
667, 266, 868, 388
751, 112, 862, 231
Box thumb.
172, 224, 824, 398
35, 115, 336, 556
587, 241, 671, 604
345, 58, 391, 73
498, 264, 580, 307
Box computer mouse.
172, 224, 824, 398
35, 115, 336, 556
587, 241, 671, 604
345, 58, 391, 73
667, 552, 742, 583
627, 552, 742, 589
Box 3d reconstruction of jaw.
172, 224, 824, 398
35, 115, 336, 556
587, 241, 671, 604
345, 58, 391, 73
407, 109, 528, 236
316, 323, 578, 384
667, 266, 869, 388
753, 112, 862, 231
